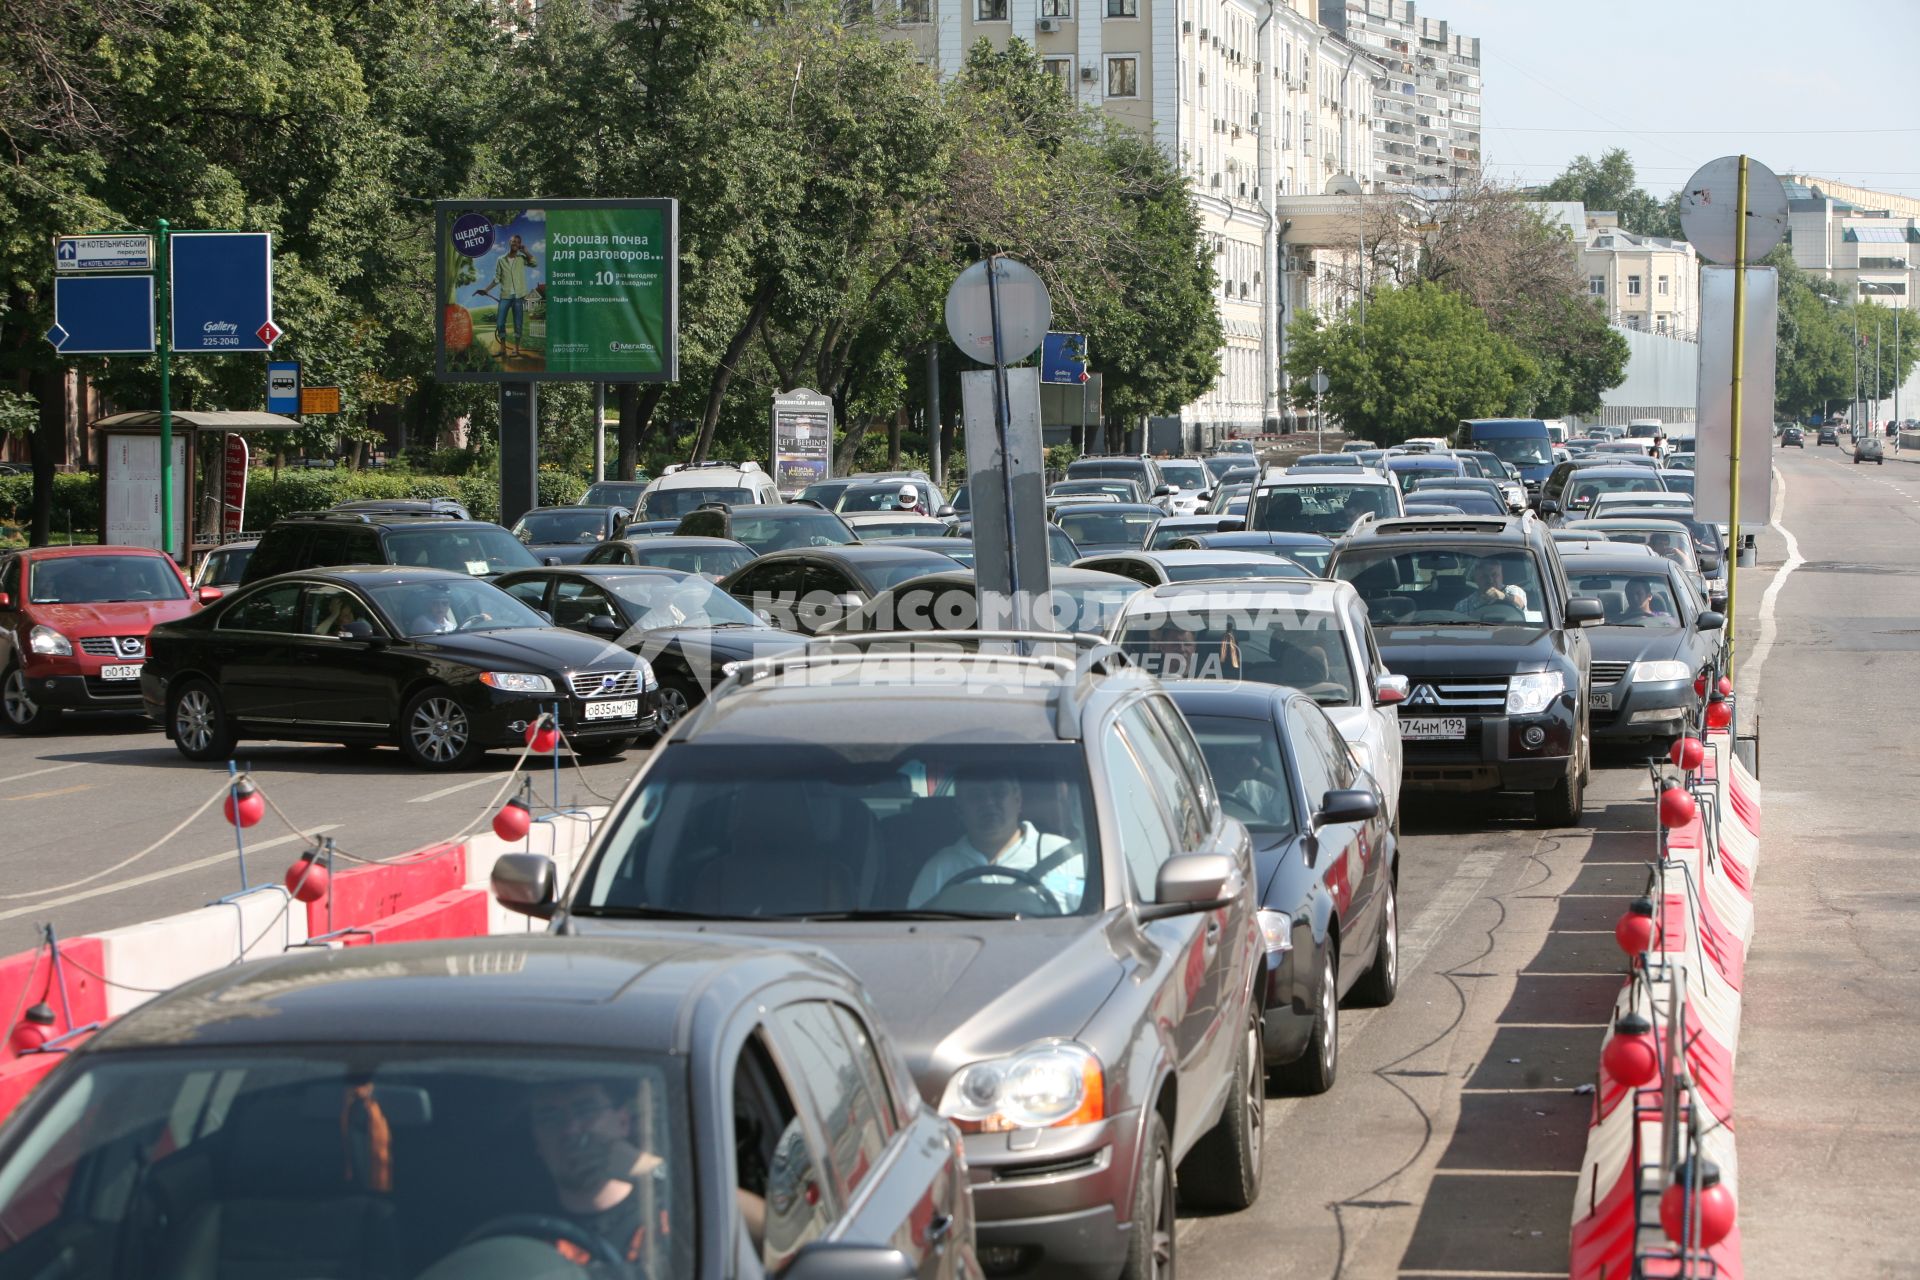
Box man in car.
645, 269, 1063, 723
1623, 578, 1670, 621
1466, 558, 1528, 612
1145, 618, 1200, 679
1648, 532, 1692, 573
410, 591, 462, 635
908, 771, 1081, 911
895, 483, 921, 513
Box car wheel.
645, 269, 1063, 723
1349, 875, 1399, 1008
1535, 752, 1584, 827
170, 679, 236, 762
571, 736, 632, 760
400, 687, 481, 770
1, 666, 60, 735
1120, 1111, 1176, 1280
1276, 949, 1337, 1095
643, 674, 699, 743
1179, 1006, 1264, 1211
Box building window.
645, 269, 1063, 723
898, 0, 931, 19
1106, 0, 1138, 16
1657, 315, 1669, 334
977, 0, 1007, 19
1041, 0, 1071, 14
1106, 55, 1138, 98
1589, 276, 1605, 295
1657, 275, 1669, 296
1042, 57, 1074, 94
1627, 275, 1642, 296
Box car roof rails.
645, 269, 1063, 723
1371, 516, 1513, 536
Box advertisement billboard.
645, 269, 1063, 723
771, 389, 834, 498
435, 199, 678, 383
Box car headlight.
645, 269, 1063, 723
28, 625, 72, 657
478, 672, 555, 693
939, 1040, 1104, 1133
1256, 909, 1294, 955
1631, 660, 1692, 684
1506, 671, 1565, 715
634, 658, 654, 689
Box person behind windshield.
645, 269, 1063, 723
1624, 578, 1670, 620
1145, 618, 1198, 679
1466, 558, 1527, 612
314, 595, 360, 636
908, 771, 1080, 910
408, 588, 474, 636
895, 483, 920, 513
1647, 532, 1692, 572
1211, 749, 1284, 824
1341, 491, 1375, 530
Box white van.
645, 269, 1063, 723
637, 460, 782, 520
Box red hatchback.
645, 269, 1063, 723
0, 546, 213, 733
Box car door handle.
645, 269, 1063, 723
927, 1212, 954, 1245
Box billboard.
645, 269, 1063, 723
435, 199, 678, 383
771, 389, 833, 497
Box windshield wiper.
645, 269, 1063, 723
569, 904, 736, 920
775, 909, 1008, 922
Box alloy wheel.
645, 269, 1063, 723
410, 697, 471, 764
1148, 1145, 1174, 1279
175, 688, 216, 753
656, 684, 692, 727
2, 669, 35, 725
1244, 1020, 1265, 1172
1381, 883, 1399, 989
1321, 963, 1339, 1076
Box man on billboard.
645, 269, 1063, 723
476, 234, 541, 361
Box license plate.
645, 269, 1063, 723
100, 664, 142, 681
1590, 690, 1614, 711
1401, 716, 1466, 740
584, 698, 638, 721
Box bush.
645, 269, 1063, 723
0, 473, 104, 536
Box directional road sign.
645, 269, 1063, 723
267, 362, 301, 414
1040, 332, 1089, 385
170, 232, 277, 352
55, 234, 154, 273
48, 275, 156, 354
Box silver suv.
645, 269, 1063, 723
496, 635, 1266, 1277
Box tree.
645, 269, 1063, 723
1285, 283, 1536, 443
1534, 149, 1680, 239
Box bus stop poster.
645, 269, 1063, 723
772, 392, 833, 496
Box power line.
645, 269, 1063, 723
1485, 126, 1920, 136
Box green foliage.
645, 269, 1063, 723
0, 473, 100, 532
1286, 283, 1536, 444
1534, 150, 1681, 239
1765, 245, 1917, 421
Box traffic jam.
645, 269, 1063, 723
0, 415, 1767, 1280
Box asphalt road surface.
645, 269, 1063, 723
0, 438, 1906, 1277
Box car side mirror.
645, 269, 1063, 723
195, 585, 224, 605
1137, 852, 1236, 921
1695, 610, 1724, 632
1566, 597, 1605, 626
491, 853, 558, 920
1313, 788, 1379, 828
1698, 552, 1722, 573
339, 619, 377, 642
586, 614, 623, 636
543, 555, 563, 567
935, 505, 956, 519
775, 1242, 917, 1280
536, 609, 554, 625
1538, 500, 1560, 516
1154, 484, 1174, 497
1374, 673, 1409, 705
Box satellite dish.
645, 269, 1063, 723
1324, 174, 1364, 197
1680, 156, 1789, 265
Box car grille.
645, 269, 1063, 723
568, 670, 643, 699
79, 636, 146, 658
1590, 661, 1632, 686
1401, 676, 1508, 712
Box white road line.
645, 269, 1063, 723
1740, 465, 1804, 708
0, 762, 83, 787
409, 774, 508, 804
0, 827, 340, 922
1398, 848, 1509, 977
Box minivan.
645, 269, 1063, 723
1459, 418, 1556, 493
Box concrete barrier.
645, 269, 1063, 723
339, 888, 489, 947
309, 841, 468, 938
0, 939, 107, 1063
93, 887, 309, 1018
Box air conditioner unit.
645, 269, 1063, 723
1182, 18, 1192, 32
1199, 27, 1208, 39
1080, 65, 1098, 81
1037, 17, 1059, 32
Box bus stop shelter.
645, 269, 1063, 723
91, 410, 304, 565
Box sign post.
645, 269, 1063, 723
1310, 367, 1330, 452
157, 219, 172, 561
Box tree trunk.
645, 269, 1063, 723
616, 384, 640, 480
28, 368, 63, 548
629, 385, 665, 472
691, 281, 774, 464
888, 409, 903, 469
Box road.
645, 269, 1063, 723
1, 439, 1908, 1277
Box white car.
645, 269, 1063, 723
1246, 471, 1404, 539
1109, 578, 1406, 829
1153, 457, 1215, 516
637, 460, 782, 522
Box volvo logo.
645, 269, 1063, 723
1407, 683, 1440, 707
598, 674, 621, 693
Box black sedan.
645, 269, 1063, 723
510, 504, 633, 565
0, 935, 978, 1280
720, 545, 965, 636
945, 519, 1081, 567
582, 534, 758, 580
1164, 531, 1335, 576
141, 566, 658, 769
1166, 681, 1395, 1091
1780, 426, 1804, 448
1050, 503, 1163, 556
496, 566, 808, 733
1561, 550, 1723, 745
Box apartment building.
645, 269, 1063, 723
1784, 176, 1916, 312
1580, 212, 1700, 342
1318, 0, 1480, 186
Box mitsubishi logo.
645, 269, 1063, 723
1407, 684, 1440, 707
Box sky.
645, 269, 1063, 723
1439, 0, 1919, 198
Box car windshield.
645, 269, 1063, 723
849, 518, 944, 539
580, 481, 649, 507
202, 548, 253, 587
731, 512, 855, 554
1564, 475, 1664, 508
1249, 483, 1397, 536
605, 575, 761, 628
1203, 457, 1244, 481
384, 526, 538, 576
367, 579, 548, 637
1184, 715, 1297, 836
834, 485, 922, 513
514, 510, 607, 544
0, 1050, 695, 1280
626, 545, 757, 579
1117, 604, 1356, 704
1570, 570, 1684, 627
1053, 480, 1138, 500
1067, 462, 1147, 483
1161, 559, 1310, 582
644, 487, 754, 519
1478, 436, 1553, 466
1148, 523, 1218, 550
1055, 510, 1158, 548
1158, 461, 1207, 489
29, 554, 186, 604
1335, 547, 1549, 626
578, 744, 1103, 919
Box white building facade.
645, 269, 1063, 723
1317, 0, 1480, 187
1784, 177, 1917, 313
1579, 212, 1701, 343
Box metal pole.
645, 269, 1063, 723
1874, 317, 1883, 426
1854, 312, 1862, 430
1725, 156, 1748, 679
926, 343, 942, 489
592, 382, 606, 483
156, 217, 174, 563
984, 256, 1023, 634
1896, 308, 1902, 429
1315, 385, 1324, 453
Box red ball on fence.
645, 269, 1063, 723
223, 779, 265, 828
1659, 784, 1698, 829
1615, 897, 1656, 957
8, 1003, 56, 1055
493, 798, 532, 842
1693, 675, 1708, 698
524, 722, 558, 754
1669, 736, 1705, 771
1659, 1158, 1736, 1249
1601, 1012, 1659, 1088
1715, 676, 1732, 698
1705, 698, 1732, 730
284, 855, 330, 903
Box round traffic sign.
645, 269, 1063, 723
945, 257, 1052, 365
1310, 370, 1330, 395
1680, 156, 1789, 265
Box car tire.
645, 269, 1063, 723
1536, 753, 1584, 827
643, 674, 700, 743
0, 665, 60, 735
571, 736, 632, 760
170, 678, 236, 762
1179, 1008, 1264, 1212
399, 687, 482, 770
1349, 875, 1399, 1008
1276, 949, 1337, 1095
1120, 1111, 1176, 1280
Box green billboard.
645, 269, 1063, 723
435, 199, 678, 382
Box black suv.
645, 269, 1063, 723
241, 510, 539, 585
1329, 514, 1602, 825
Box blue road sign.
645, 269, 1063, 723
267, 361, 301, 413
48, 275, 156, 354
1040, 331, 1088, 385
170, 232, 276, 353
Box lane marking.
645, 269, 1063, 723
1740, 465, 1803, 708
0, 827, 340, 922
409, 774, 510, 804
1398, 848, 1508, 978
2, 783, 93, 804
0, 762, 84, 787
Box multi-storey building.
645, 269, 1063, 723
1318, 0, 1480, 187
1784, 176, 1917, 312
1579, 212, 1700, 342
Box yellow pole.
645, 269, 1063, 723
1725, 156, 1749, 680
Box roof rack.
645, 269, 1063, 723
1369, 516, 1513, 536
284, 508, 465, 524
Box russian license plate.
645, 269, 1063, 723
1590, 689, 1614, 711
100, 664, 142, 681
1401, 716, 1467, 740
584, 698, 638, 721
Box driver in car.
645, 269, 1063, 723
908, 771, 1082, 911
1466, 558, 1528, 612
410, 592, 462, 635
